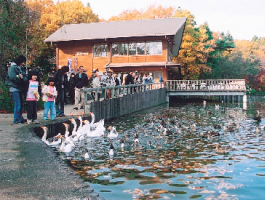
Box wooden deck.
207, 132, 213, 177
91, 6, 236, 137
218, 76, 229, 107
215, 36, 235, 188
166, 79, 246, 95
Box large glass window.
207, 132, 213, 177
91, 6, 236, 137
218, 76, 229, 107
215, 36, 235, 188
129, 43, 136, 55
111, 41, 162, 56
136, 42, 145, 55
146, 41, 162, 55
129, 42, 145, 55
111, 43, 128, 56
93, 44, 107, 57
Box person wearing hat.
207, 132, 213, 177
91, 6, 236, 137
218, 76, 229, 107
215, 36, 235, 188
92, 71, 103, 101
42, 77, 57, 120
102, 70, 115, 99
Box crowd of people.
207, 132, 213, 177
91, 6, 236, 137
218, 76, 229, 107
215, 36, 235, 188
5, 55, 163, 124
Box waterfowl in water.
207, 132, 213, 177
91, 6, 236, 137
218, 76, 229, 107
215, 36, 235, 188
215, 104, 220, 110
107, 126, 119, 138
109, 143, 115, 157
89, 112, 105, 129
41, 126, 62, 146
120, 139, 125, 149
215, 144, 227, 154
69, 118, 78, 136
253, 111, 261, 123
86, 120, 104, 137
58, 135, 75, 153
207, 130, 220, 137
134, 133, 139, 145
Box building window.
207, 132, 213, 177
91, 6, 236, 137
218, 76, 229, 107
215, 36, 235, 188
137, 42, 145, 55
111, 43, 128, 56
129, 42, 145, 55
93, 44, 107, 57
146, 41, 162, 55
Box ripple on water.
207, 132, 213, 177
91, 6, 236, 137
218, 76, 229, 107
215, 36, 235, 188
51, 100, 265, 200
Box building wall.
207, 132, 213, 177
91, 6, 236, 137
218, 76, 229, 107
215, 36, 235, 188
56, 37, 169, 77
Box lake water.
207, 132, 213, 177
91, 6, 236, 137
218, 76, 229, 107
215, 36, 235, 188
58, 97, 265, 200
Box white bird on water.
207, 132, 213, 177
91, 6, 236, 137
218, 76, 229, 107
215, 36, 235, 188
58, 135, 75, 153
107, 126, 118, 138
41, 126, 62, 146
109, 143, 115, 157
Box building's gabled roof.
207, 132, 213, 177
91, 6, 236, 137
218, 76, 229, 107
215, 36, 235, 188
45, 17, 186, 43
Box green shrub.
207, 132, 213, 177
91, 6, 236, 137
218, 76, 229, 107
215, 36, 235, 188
0, 80, 44, 113
0, 81, 14, 113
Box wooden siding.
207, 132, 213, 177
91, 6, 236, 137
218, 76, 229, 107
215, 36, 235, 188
56, 37, 172, 77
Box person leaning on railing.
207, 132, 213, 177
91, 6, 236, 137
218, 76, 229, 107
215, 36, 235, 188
92, 71, 103, 101
103, 70, 115, 99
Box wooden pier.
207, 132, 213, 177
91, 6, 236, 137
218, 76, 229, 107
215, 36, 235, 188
83, 79, 247, 120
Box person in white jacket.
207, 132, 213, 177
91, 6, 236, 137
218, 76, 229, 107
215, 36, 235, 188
42, 77, 57, 120
92, 71, 103, 101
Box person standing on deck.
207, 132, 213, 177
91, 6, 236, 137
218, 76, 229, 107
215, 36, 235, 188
73, 66, 88, 110
53, 66, 69, 117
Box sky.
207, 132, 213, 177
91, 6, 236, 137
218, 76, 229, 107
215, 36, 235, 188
83, 0, 265, 41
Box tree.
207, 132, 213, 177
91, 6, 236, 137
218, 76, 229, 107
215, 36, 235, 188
173, 10, 215, 79
0, 0, 30, 79
109, 4, 175, 21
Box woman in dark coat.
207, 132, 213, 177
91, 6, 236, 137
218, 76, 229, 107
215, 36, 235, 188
53, 66, 69, 117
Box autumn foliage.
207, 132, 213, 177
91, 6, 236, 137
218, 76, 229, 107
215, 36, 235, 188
1, 2, 265, 87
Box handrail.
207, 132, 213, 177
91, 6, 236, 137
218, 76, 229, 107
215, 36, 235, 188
166, 79, 246, 92
83, 83, 165, 102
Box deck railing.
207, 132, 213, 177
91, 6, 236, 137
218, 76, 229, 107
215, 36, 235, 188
83, 83, 165, 102
166, 79, 246, 92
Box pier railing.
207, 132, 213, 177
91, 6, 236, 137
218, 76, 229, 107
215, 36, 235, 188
83, 83, 165, 102
166, 79, 246, 92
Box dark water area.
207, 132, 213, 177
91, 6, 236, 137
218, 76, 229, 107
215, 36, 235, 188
57, 96, 265, 200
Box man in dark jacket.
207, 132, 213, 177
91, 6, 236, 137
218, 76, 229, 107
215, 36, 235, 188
6, 55, 27, 124
53, 66, 69, 117
73, 66, 88, 110
125, 71, 134, 85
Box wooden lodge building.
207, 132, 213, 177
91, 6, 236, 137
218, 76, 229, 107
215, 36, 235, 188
45, 17, 186, 82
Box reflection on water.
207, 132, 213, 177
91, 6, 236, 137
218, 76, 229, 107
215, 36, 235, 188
58, 98, 265, 200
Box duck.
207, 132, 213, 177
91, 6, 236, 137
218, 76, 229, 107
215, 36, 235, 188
215, 144, 227, 153
120, 139, 125, 149
207, 130, 220, 137
215, 104, 219, 110
41, 126, 62, 146
109, 143, 115, 157
107, 126, 118, 138
253, 111, 261, 123
134, 133, 139, 145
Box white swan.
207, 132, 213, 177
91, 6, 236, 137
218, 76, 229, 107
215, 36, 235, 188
62, 123, 73, 143
41, 126, 62, 146
69, 118, 78, 136
76, 116, 84, 134
90, 112, 104, 129
59, 136, 75, 153
107, 126, 118, 138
